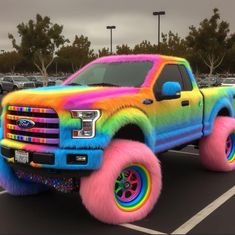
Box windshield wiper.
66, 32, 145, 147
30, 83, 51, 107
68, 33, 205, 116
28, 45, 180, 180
66, 83, 83, 86
88, 83, 119, 87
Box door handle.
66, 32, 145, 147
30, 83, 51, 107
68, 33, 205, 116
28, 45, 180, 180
181, 100, 189, 106
143, 99, 153, 105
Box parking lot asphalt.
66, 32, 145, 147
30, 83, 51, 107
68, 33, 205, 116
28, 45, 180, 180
0, 93, 234, 234
0, 148, 234, 235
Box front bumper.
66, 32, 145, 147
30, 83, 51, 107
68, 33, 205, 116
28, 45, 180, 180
0, 139, 103, 171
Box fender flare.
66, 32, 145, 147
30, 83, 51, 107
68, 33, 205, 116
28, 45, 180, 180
100, 108, 155, 151
205, 97, 234, 135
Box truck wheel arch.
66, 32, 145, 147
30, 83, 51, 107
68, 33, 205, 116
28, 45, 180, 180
205, 98, 234, 135
212, 105, 233, 125
113, 124, 145, 143
100, 108, 155, 151
217, 107, 231, 117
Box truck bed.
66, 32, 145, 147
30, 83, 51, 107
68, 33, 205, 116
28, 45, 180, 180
200, 86, 235, 135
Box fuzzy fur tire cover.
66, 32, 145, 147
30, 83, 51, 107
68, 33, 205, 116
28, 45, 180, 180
80, 139, 162, 224
199, 117, 235, 171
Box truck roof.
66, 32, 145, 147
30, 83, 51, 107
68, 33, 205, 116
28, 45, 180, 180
95, 54, 187, 64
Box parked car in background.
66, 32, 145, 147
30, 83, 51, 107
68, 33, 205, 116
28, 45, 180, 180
26, 76, 43, 87
221, 77, 235, 86
54, 76, 69, 85
197, 76, 222, 88
197, 79, 209, 88
27, 76, 56, 86
198, 81, 209, 88
211, 77, 223, 87
47, 77, 56, 86
0, 76, 35, 93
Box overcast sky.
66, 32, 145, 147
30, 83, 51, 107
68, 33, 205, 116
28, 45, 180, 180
0, 0, 235, 52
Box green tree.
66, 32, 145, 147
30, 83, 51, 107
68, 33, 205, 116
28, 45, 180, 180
72, 35, 96, 68
133, 40, 158, 54
9, 14, 68, 84
57, 35, 95, 72
220, 41, 235, 74
161, 31, 188, 57
98, 47, 109, 57
116, 44, 133, 54
0, 51, 22, 73
186, 8, 233, 77
57, 45, 77, 72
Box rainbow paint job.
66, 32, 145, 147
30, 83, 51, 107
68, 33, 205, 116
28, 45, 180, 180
1, 54, 235, 172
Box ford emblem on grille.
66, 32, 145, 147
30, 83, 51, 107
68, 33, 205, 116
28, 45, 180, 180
16, 119, 35, 129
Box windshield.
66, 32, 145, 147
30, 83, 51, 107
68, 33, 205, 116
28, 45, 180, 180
13, 77, 30, 82
65, 61, 153, 87
223, 78, 235, 84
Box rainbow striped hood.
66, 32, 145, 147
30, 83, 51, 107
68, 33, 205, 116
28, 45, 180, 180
1, 85, 140, 111
1, 84, 148, 150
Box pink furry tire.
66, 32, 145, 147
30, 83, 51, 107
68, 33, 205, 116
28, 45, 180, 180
199, 117, 235, 171
80, 139, 162, 224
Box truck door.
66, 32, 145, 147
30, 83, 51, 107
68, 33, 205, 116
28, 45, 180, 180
152, 64, 203, 153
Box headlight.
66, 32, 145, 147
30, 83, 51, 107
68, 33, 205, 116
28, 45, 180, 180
71, 110, 100, 138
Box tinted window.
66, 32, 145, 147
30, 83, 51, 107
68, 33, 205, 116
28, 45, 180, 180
12, 77, 29, 82
27, 77, 36, 81
179, 65, 193, 90
154, 64, 184, 94
65, 61, 153, 87
223, 78, 235, 84
3, 77, 12, 82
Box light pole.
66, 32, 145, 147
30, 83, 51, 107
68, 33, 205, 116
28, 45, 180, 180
153, 11, 165, 49
106, 25, 116, 54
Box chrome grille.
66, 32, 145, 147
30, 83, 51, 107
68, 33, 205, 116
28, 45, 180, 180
6, 105, 59, 146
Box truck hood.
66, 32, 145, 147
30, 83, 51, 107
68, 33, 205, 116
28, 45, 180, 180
2, 85, 140, 111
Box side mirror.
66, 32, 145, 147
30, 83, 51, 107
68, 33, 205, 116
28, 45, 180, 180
157, 81, 182, 100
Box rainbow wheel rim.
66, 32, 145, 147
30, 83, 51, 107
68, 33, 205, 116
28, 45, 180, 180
226, 133, 235, 163
114, 164, 151, 212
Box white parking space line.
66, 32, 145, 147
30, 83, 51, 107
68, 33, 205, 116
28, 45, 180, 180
120, 223, 166, 234
168, 150, 199, 156
172, 186, 235, 234
0, 190, 7, 195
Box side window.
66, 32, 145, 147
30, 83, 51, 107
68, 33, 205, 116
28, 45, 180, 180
153, 64, 184, 95
3, 77, 10, 82
179, 65, 193, 91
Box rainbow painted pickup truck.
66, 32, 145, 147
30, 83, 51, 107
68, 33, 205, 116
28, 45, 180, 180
1, 54, 235, 224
